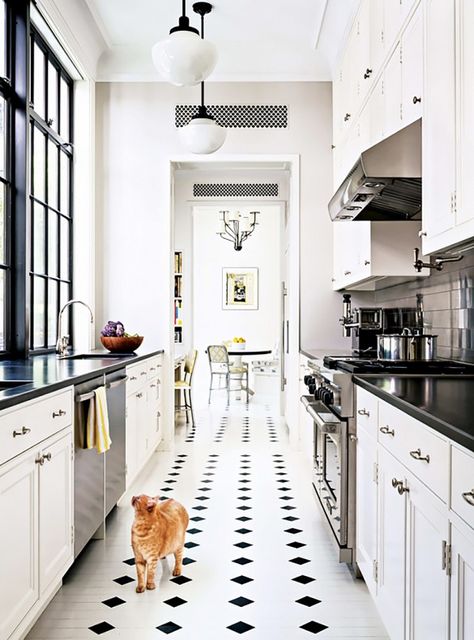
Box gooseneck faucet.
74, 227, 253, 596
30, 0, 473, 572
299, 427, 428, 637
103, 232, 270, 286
56, 299, 94, 356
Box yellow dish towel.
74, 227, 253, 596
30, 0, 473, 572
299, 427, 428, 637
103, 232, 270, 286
86, 387, 112, 453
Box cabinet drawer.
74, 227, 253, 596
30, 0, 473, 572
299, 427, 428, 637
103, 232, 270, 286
126, 361, 148, 394
378, 400, 448, 501
147, 356, 162, 380
0, 388, 73, 465
451, 446, 474, 531
356, 387, 378, 438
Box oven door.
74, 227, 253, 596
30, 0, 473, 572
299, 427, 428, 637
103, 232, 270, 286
302, 397, 348, 547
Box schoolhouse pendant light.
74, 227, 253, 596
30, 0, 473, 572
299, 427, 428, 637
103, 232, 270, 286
152, 0, 217, 86
178, 3, 226, 154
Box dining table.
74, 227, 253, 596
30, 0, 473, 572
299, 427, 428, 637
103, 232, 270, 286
227, 347, 272, 398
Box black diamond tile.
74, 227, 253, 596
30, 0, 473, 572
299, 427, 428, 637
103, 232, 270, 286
287, 541, 306, 549
170, 575, 192, 585
209, 454, 219, 457
203, 472, 215, 476
236, 516, 252, 522
278, 487, 291, 492
177, 454, 187, 457
164, 596, 187, 608
201, 479, 213, 483
198, 487, 211, 492
187, 528, 202, 534
184, 541, 199, 549
122, 557, 135, 566
113, 575, 134, 585
89, 622, 115, 635
240, 465, 251, 469
164, 480, 177, 484
195, 496, 209, 501
233, 556, 253, 565
157, 621, 182, 634
241, 454, 251, 457
237, 505, 252, 511
172, 466, 182, 470
238, 487, 251, 492
283, 516, 299, 522
229, 596, 254, 608
279, 496, 294, 501
292, 575, 315, 584
192, 505, 207, 511
235, 528, 252, 534
289, 556, 310, 565
231, 575, 254, 585
281, 505, 296, 511
240, 472, 251, 476
285, 528, 303, 534
102, 597, 126, 608
296, 596, 321, 607
161, 487, 173, 492
234, 541, 252, 549
169, 472, 180, 476
277, 479, 289, 483
227, 621, 255, 634
274, 465, 285, 469
190, 516, 205, 522
239, 479, 251, 484
238, 496, 251, 501
182, 557, 195, 565
159, 496, 169, 501
300, 621, 328, 634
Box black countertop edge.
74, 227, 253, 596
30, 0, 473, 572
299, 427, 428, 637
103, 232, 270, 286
0, 349, 165, 412
353, 375, 474, 453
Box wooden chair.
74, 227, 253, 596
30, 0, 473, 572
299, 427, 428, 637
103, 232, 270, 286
174, 349, 198, 425
207, 344, 249, 404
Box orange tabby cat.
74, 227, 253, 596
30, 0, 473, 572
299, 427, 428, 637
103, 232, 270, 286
131, 495, 189, 593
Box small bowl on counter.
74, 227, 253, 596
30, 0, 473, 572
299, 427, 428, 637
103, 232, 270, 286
100, 335, 144, 353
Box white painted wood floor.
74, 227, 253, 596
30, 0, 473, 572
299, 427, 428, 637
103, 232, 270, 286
27, 398, 388, 639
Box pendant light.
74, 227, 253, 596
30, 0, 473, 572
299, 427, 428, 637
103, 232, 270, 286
218, 211, 260, 251
152, 0, 217, 86
178, 2, 226, 154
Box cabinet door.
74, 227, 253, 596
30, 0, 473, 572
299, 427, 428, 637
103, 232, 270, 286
370, 76, 385, 145
450, 522, 474, 640
147, 379, 161, 449
39, 430, 73, 594
377, 446, 407, 640
406, 474, 449, 639
369, 0, 385, 74
384, 0, 403, 50
136, 389, 149, 464
0, 452, 38, 640
384, 42, 403, 138
356, 428, 378, 597
422, 0, 456, 245
401, 4, 423, 126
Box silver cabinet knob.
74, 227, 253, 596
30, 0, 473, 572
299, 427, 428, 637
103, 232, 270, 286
13, 426, 31, 438
358, 408, 370, 417
380, 426, 395, 436
409, 448, 430, 463
52, 409, 66, 418
462, 490, 474, 506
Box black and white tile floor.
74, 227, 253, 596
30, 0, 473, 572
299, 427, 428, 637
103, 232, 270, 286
27, 401, 388, 639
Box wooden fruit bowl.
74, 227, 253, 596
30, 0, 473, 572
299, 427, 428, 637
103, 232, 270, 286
100, 335, 143, 353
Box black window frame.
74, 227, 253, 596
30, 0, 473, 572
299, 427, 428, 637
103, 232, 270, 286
28, 26, 74, 353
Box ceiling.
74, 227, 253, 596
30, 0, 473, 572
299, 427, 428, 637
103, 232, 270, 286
84, 0, 358, 82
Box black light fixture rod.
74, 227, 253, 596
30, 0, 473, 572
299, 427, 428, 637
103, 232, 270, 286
201, 81, 205, 108
182, 0, 186, 16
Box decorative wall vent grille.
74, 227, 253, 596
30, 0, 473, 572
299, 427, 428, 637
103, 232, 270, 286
175, 105, 288, 128
193, 183, 279, 198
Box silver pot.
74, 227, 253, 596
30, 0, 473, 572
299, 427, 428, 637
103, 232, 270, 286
377, 331, 437, 360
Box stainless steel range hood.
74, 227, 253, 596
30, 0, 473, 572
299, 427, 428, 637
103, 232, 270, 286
329, 120, 422, 222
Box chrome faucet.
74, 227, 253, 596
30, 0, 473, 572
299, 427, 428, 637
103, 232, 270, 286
56, 299, 94, 356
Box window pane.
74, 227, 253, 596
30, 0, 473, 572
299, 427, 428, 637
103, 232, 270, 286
59, 281, 70, 336
47, 61, 58, 132
48, 279, 57, 346
59, 150, 69, 213
0, 182, 4, 264
33, 42, 45, 119
33, 276, 45, 348
60, 217, 70, 279
59, 77, 70, 141
0, 96, 6, 180
33, 203, 45, 273
33, 126, 46, 200
48, 210, 58, 277
0, 269, 4, 350
47, 140, 58, 209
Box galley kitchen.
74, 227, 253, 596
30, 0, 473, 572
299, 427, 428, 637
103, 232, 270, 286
0, 1, 473, 640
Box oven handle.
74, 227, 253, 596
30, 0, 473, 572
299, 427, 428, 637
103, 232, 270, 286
304, 401, 342, 435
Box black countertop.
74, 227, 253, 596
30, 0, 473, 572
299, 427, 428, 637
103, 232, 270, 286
354, 375, 474, 452
0, 348, 164, 411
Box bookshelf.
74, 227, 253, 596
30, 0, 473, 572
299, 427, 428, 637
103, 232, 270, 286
174, 251, 183, 344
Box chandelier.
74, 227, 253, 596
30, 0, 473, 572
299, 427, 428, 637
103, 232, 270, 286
217, 211, 259, 251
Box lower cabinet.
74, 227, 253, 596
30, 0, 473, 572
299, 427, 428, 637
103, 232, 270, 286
450, 522, 474, 640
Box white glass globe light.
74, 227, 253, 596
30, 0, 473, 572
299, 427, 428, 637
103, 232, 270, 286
152, 30, 217, 87
178, 115, 227, 154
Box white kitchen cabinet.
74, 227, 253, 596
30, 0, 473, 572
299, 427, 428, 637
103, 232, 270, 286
356, 424, 378, 598
38, 430, 73, 594
332, 221, 423, 291
147, 378, 161, 450
369, 0, 385, 77
377, 445, 407, 640
0, 451, 38, 640
383, 42, 402, 139
450, 521, 474, 640
401, 2, 423, 126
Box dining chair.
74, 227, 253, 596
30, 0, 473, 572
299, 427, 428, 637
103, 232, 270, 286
207, 345, 249, 404
174, 349, 198, 425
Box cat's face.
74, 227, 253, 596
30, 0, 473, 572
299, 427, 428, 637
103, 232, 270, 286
132, 494, 159, 513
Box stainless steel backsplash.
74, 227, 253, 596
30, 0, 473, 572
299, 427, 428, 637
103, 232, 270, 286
374, 247, 474, 362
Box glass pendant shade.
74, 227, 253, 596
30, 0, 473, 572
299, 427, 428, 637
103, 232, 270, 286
178, 115, 226, 154
152, 30, 217, 86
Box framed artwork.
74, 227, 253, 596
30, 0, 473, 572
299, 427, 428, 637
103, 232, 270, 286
222, 268, 259, 310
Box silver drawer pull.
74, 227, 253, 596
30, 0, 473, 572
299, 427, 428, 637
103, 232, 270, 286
150, 383, 157, 388
140, 371, 147, 376
52, 409, 66, 418
380, 426, 395, 436
13, 426, 31, 438
149, 367, 156, 371
130, 376, 137, 381
392, 478, 409, 494
462, 490, 474, 506
358, 408, 370, 417
35, 454, 45, 465
409, 448, 430, 463
43, 452, 52, 462
136, 392, 143, 399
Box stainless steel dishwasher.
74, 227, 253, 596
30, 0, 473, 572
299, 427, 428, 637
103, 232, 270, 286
74, 369, 127, 557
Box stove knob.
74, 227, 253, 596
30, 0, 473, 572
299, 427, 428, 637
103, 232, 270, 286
304, 375, 315, 386
322, 389, 334, 405
308, 383, 316, 395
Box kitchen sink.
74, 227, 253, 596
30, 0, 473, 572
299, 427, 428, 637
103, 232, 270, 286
61, 352, 134, 360
0, 380, 33, 390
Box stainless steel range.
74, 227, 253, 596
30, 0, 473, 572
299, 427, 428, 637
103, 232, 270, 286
301, 355, 474, 567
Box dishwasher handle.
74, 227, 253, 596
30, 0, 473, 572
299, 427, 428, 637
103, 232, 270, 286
106, 376, 128, 390
75, 376, 129, 403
